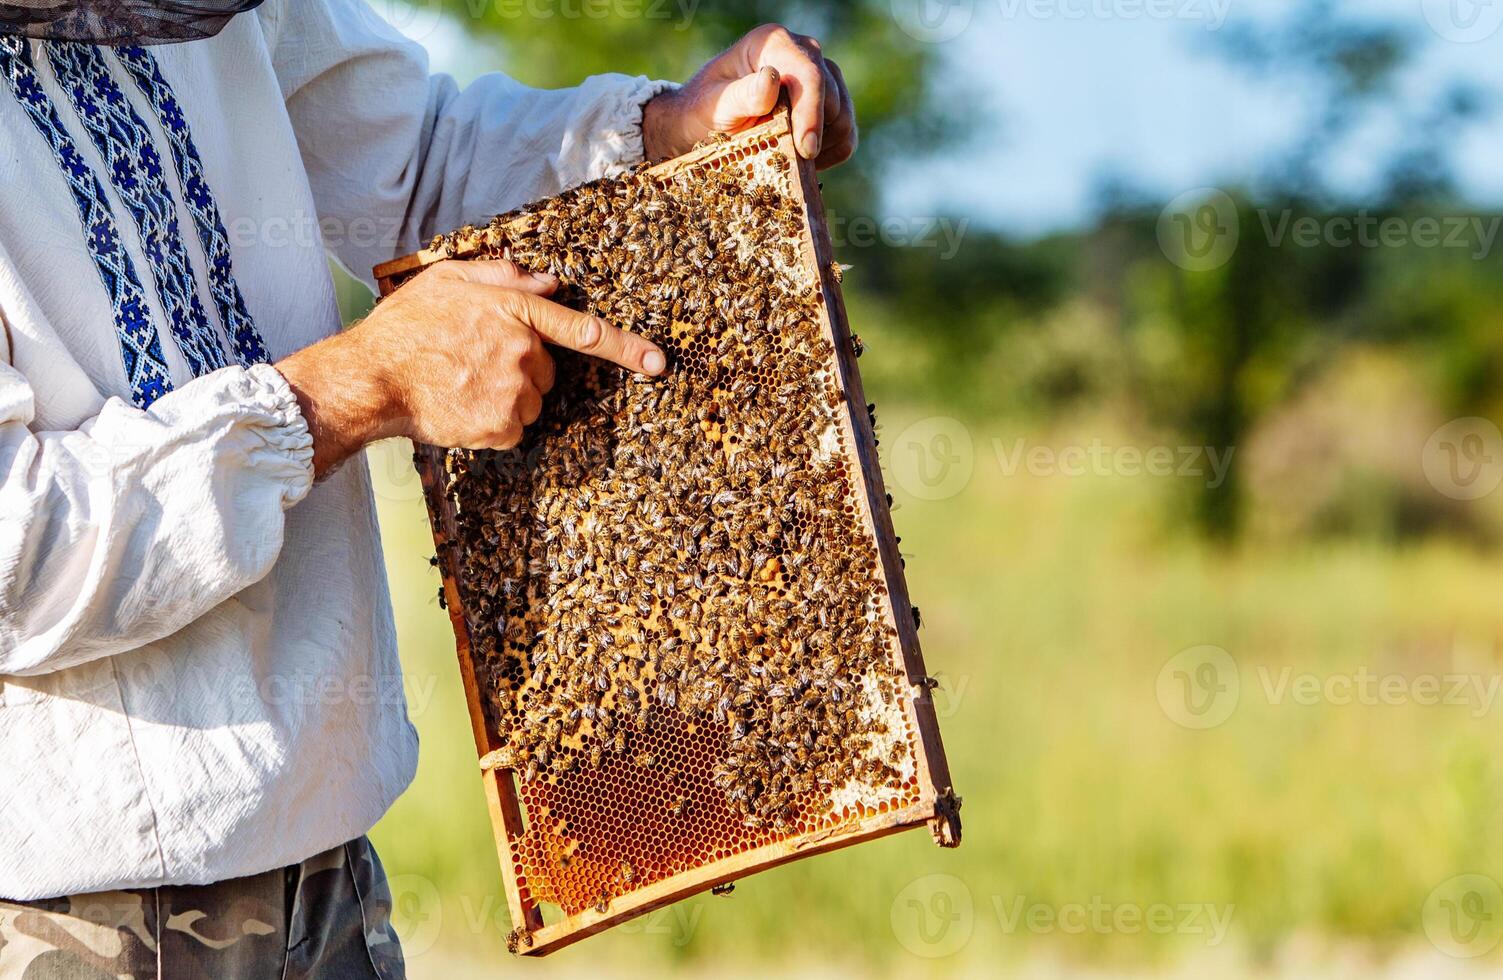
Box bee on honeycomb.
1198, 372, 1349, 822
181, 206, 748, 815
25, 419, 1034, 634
427, 136, 923, 915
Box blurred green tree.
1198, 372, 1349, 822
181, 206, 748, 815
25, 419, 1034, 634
1084, 0, 1498, 539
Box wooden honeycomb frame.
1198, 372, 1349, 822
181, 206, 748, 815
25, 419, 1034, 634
373, 106, 960, 956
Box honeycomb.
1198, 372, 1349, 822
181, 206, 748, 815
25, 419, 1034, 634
378, 113, 957, 954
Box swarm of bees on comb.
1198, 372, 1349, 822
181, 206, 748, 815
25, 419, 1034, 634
441, 144, 909, 816
388, 112, 957, 953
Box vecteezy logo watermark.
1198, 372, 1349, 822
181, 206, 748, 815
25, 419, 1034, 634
1157, 645, 1241, 729
891, 0, 976, 42
890, 417, 976, 502
892, 0, 1229, 41
1158, 188, 1240, 272
1423, 418, 1503, 501
1424, 874, 1503, 958
369, 0, 447, 42
1421, 0, 1503, 43
387, 874, 445, 957
890, 874, 976, 958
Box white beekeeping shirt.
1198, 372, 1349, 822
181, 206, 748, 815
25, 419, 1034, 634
0, 0, 669, 899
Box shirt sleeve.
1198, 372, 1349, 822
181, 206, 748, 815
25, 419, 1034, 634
0, 362, 314, 676
261, 0, 676, 288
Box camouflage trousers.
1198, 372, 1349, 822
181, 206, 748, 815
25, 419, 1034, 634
0, 837, 404, 980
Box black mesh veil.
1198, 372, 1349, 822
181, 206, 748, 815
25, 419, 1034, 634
0, 0, 266, 45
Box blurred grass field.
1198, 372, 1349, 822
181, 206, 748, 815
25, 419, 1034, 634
360, 303, 1503, 977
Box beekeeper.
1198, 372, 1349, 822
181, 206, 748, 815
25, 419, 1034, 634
0, 2, 854, 975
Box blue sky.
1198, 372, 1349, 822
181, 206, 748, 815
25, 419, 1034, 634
393, 0, 1503, 236
883, 0, 1503, 233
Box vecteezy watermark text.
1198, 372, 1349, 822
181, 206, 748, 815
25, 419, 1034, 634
1159, 190, 1503, 271
481, 0, 700, 26
1157, 645, 1503, 729
1259, 210, 1502, 260
993, 0, 1230, 28
887, 417, 1237, 502
993, 437, 1234, 488
1259, 666, 1501, 719
994, 895, 1235, 944
890, 0, 1230, 43
826, 211, 969, 260
888, 874, 1235, 958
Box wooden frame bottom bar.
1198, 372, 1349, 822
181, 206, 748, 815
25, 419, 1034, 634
521, 801, 935, 955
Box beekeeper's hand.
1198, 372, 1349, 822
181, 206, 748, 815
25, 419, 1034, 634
276, 259, 665, 478
643, 23, 857, 170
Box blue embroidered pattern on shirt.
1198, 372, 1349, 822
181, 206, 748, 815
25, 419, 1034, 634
0, 37, 172, 407
47, 41, 229, 380
114, 45, 269, 367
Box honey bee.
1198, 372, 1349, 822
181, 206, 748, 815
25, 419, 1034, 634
478, 745, 518, 771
